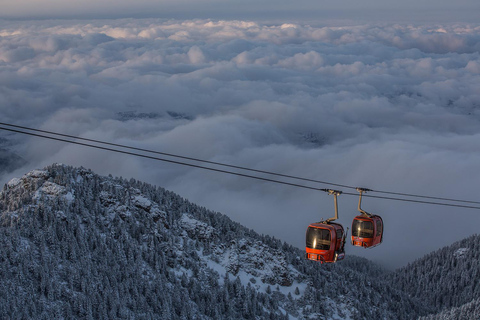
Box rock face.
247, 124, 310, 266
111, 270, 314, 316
0, 164, 432, 319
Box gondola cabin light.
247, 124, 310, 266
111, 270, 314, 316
306, 222, 345, 263
351, 214, 383, 248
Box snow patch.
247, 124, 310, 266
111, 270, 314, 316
25, 169, 49, 179
33, 181, 70, 200
75, 175, 83, 184
20, 237, 31, 251
454, 247, 469, 258
7, 178, 22, 188
64, 191, 75, 202
180, 214, 215, 240
132, 195, 152, 211
6, 169, 49, 191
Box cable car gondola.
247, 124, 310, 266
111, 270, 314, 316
306, 190, 346, 263
351, 188, 383, 248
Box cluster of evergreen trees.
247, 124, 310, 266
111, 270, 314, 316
420, 297, 480, 320
0, 164, 462, 319
391, 234, 480, 318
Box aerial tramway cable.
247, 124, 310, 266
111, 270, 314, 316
0, 122, 354, 189
0, 123, 479, 210
3, 122, 480, 205
1, 122, 479, 205
2, 122, 480, 206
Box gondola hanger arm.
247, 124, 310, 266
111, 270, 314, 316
325, 189, 342, 223
356, 187, 372, 217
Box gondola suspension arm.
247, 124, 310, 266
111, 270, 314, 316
357, 187, 373, 217
325, 189, 342, 223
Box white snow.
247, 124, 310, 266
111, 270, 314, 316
56, 211, 67, 220
181, 214, 205, 227
19, 237, 31, 252
7, 178, 21, 188
31, 181, 75, 203
132, 195, 152, 210
180, 214, 215, 239
25, 169, 49, 179
34, 181, 66, 198
64, 191, 75, 202
200, 239, 307, 300
453, 247, 469, 258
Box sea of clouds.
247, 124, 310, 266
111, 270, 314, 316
1, 19, 480, 268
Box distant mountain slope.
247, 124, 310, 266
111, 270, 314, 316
420, 297, 480, 320
0, 164, 429, 319
389, 233, 480, 312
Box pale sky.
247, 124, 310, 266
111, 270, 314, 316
1, 0, 480, 22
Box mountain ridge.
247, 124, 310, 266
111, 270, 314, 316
0, 164, 436, 319
390, 232, 480, 315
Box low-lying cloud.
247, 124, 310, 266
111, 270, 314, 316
1, 19, 480, 268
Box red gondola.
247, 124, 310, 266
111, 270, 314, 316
306, 190, 346, 263
351, 188, 384, 248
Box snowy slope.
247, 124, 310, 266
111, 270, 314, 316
389, 234, 480, 314
0, 164, 429, 319
420, 297, 480, 320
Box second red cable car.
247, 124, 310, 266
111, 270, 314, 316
351, 188, 384, 248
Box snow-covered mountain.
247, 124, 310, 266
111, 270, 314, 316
420, 298, 480, 320
391, 233, 480, 318
0, 164, 434, 319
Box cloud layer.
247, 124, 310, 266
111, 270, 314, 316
1, 19, 480, 268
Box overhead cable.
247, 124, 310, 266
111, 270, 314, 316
2, 122, 479, 205
0, 122, 354, 188
1, 123, 479, 210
